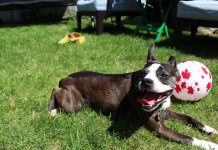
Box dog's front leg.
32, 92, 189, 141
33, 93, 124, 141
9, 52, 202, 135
166, 109, 218, 135
146, 113, 218, 150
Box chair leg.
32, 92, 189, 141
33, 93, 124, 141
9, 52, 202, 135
96, 12, 105, 34
115, 15, 121, 26
172, 21, 182, 47
77, 13, 82, 32
91, 16, 95, 27
164, 24, 170, 38
191, 26, 197, 36
156, 23, 165, 42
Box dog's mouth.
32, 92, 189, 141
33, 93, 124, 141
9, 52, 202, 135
137, 90, 173, 111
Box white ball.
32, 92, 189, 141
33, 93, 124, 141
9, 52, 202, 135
173, 61, 212, 101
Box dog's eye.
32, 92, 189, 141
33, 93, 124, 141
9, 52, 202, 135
160, 73, 169, 78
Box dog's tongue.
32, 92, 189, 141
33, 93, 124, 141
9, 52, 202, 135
137, 94, 158, 106
137, 98, 155, 106
141, 99, 155, 106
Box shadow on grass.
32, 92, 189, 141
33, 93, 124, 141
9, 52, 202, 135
171, 96, 200, 104
0, 18, 70, 28
157, 34, 218, 59
72, 21, 157, 41
3, 17, 218, 60
75, 18, 218, 59
106, 105, 144, 139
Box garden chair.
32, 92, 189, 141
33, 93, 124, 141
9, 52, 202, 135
76, 0, 112, 34
172, 0, 218, 44
76, 0, 170, 42
76, 0, 145, 34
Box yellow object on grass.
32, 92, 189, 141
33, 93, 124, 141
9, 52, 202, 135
58, 34, 70, 44
58, 32, 85, 45
76, 36, 85, 45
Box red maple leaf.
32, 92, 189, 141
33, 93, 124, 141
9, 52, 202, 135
201, 67, 208, 75
195, 82, 198, 86
187, 86, 194, 95
206, 82, 212, 92
177, 75, 181, 82
197, 88, 200, 91
181, 69, 191, 79
201, 75, 204, 79
175, 84, 181, 93
181, 82, 186, 89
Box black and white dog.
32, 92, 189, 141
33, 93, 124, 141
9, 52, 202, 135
48, 43, 218, 150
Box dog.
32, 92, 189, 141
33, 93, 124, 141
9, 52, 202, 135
48, 43, 218, 150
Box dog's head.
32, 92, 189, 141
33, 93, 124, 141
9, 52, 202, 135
135, 43, 179, 112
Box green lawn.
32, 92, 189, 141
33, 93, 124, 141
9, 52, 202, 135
0, 19, 218, 150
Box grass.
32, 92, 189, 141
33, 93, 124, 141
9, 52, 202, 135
0, 18, 218, 150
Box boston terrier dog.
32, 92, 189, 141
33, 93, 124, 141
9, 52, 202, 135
48, 43, 218, 150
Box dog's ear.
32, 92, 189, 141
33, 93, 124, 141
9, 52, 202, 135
169, 56, 180, 78
147, 43, 158, 63
168, 56, 177, 68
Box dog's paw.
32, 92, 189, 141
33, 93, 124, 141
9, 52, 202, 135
202, 125, 218, 135
192, 138, 218, 150
49, 109, 57, 116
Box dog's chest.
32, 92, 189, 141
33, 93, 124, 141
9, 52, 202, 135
160, 97, 171, 110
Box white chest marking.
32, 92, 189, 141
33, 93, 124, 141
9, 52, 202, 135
160, 97, 171, 110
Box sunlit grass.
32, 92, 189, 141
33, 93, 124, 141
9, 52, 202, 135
0, 19, 217, 149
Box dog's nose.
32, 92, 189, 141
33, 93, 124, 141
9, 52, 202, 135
142, 78, 153, 87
